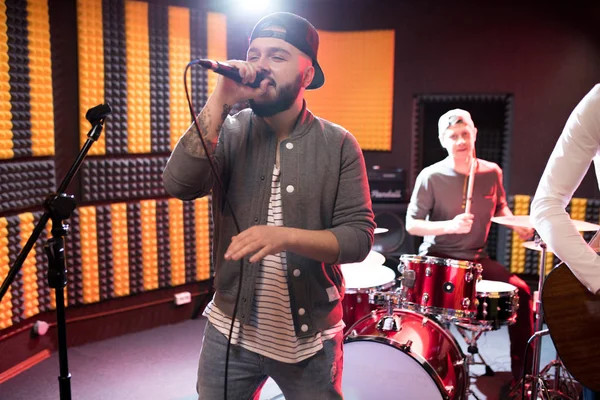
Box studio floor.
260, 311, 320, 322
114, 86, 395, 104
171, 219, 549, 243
0, 315, 569, 400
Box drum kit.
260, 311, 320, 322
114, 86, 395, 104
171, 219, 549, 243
341, 216, 599, 400
340, 250, 516, 399
261, 217, 599, 400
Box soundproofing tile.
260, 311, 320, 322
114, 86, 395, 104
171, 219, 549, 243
0, 160, 56, 214
96, 205, 114, 301
304, 30, 394, 151
125, 0, 150, 155
26, 0, 55, 157
7, 215, 24, 325
77, 0, 106, 155
127, 202, 144, 295
34, 212, 51, 313
182, 200, 196, 283
168, 6, 191, 150
111, 202, 130, 297
156, 199, 171, 288
66, 208, 84, 306
102, 0, 128, 155
6, 0, 32, 159
194, 197, 211, 281
140, 199, 158, 291
149, 2, 171, 154
0, 217, 12, 329
80, 156, 168, 203
190, 8, 208, 112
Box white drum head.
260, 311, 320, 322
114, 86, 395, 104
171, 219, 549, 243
476, 279, 517, 294
341, 264, 395, 290
258, 339, 443, 400
342, 340, 443, 400
342, 250, 386, 267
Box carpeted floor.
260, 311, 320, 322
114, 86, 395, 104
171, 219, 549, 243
0, 316, 573, 400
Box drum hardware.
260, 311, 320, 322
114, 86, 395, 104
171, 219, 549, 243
517, 236, 577, 399
456, 324, 495, 377
465, 272, 474, 282
399, 339, 413, 352
398, 267, 415, 301
461, 297, 470, 309
376, 314, 399, 332
376, 292, 401, 332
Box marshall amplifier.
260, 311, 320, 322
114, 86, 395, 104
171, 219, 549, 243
368, 166, 407, 203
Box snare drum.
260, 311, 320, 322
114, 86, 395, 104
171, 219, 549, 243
470, 280, 519, 328
341, 264, 396, 332
398, 254, 482, 322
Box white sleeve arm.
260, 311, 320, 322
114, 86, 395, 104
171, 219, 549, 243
531, 84, 600, 293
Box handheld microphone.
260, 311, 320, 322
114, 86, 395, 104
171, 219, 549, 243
193, 59, 266, 88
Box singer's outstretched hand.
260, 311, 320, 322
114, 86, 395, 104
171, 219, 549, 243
215, 60, 270, 104
224, 225, 289, 263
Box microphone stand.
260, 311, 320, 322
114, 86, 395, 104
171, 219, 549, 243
0, 103, 112, 400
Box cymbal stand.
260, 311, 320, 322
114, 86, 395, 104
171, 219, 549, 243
455, 324, 495, 378
510, 235, 579, 400
531, 236, 548, 397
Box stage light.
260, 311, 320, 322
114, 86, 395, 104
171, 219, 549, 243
238, 0, 270, 14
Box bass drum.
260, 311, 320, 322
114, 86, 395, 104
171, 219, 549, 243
344, 309, 467, 399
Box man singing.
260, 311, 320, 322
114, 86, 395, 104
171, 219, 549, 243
163, 12, 375, 400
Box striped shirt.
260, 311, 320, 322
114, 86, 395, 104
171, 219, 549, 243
204, 164, 344, 363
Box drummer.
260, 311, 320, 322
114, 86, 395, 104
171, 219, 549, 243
405, 109, 535, 389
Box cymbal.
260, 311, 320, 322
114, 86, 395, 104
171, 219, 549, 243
374, 227, 389, 234
491, 215, 600, 232
341, 250, 386, 268
523, 241, 553, 252
491, 215, 534, 228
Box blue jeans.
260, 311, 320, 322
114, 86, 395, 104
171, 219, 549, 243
584, 387, 600, 400
196, 321, 344, 400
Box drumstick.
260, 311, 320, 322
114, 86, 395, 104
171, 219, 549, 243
465, 148, 476, 214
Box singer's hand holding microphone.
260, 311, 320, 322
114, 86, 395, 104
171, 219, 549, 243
196, 59, 271, 104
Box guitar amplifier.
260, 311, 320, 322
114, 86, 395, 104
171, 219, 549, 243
368, 166, 407, 203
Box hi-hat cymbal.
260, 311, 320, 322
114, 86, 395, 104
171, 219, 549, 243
374, 227, 389, 234
491, 215, 600, 232
523, 241, 554, 252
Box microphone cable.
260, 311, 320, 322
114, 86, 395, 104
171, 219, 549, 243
183, 61, 244, 400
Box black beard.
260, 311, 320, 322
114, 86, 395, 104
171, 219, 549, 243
249, 74, 303, 117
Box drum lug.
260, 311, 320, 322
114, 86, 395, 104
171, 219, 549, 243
421, 293, 429, 306
462, 297, 470, 309
444, 385, 455, 395
425, 267, 432, 277
399, 339, 413, 352
465, 272, 474, 283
